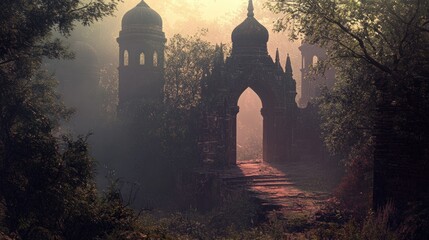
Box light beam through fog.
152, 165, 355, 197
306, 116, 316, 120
87, 0, 303, 98
237, 88, 263, 161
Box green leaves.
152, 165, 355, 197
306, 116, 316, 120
164, 31, 217, 109
0, 0, 120, 69
267, 0, 429, 79
0, 0, 141, 239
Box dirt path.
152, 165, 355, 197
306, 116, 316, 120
220, 160, 332, 219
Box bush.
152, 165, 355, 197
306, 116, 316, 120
334, 147, 373, 219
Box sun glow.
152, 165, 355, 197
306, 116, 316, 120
95, 0, 303, 100
124, 0, 244, 23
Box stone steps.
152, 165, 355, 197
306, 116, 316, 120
220, 161, 331, 216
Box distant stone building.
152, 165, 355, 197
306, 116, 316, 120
299, 43, 335, 107
117, 0, 166, 111
118, 0, 324, 167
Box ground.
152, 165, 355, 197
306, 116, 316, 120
220, 159, 340, 219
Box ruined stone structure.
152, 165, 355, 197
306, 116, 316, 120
117, 0, 166, 111
198, 0, 298, 166
299, 43, 335, 107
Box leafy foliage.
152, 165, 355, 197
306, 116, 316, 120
267, 0, 429, 214
164, 31, 217, 109
318, 60, 376, 166
0, 0, 142, 239
0, 0, 121, 66
104, 32, 220, 208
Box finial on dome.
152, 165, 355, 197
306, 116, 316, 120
248, 0, 254, 17
137, 0, 149, 7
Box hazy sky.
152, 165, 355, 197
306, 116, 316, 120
66, 0, 305, 159
72, 0, 304, 104
114, 0, 303, 87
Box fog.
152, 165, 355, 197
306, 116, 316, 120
237, 88, 263, 161
47, 0, 304, 208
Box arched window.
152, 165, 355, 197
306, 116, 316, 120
140, 52, 145, 65
124, 50, 129, 66
153, 51, 158, 67
312, 55, 319, 65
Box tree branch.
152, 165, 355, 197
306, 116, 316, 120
0, 58, 18, 65
68, 1, 94, 14
320, 14, 393, 75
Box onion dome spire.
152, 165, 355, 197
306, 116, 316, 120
138, 0, 149, 7
248, 0, 254, 17
231, 0, 269, 56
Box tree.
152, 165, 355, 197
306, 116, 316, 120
318, 59, 377, 214
319, 60, 376, 165
0, 0, 119, 66
266, 0, 429, 210
164, 31, 217, 109
101, 32, 221, 209
0, 1, 141, 239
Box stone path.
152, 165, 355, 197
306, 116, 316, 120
220, 160, 331, 218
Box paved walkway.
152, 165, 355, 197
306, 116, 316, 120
220, 160, 331, 218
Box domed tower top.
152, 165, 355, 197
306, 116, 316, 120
122, 0, 163, 31
231, 0, 269, 56
117, 0, 166, 111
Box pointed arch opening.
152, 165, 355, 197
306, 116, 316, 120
153, 51, 158, 67
140, 52, 145, 65
237, 88, 263, 161
124, 50, 129, 66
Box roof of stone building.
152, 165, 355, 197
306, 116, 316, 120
122, 0, 162, 30
232, 0, 269, 46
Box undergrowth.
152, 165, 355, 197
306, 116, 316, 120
103, 198, 428, 240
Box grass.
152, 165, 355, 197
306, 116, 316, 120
104, 198, 428, 240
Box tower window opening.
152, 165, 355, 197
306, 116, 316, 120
312, 55, 319, 66
153, 51, 158, 67
140, 52, 145, 65
124, 50, 129, 66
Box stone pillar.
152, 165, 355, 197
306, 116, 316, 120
229, 106, 240, 166
272, 108, 291, 162
261, 108, 268, 161
261, 108, 275, 162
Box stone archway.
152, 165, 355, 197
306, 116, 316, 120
199, 57, 297, 166
198, 0, 298, 167
236, 88, 263, 161
229, 70, 282, 163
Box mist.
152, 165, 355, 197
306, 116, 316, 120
2, 0, 429, 238
46, 0, 305, 206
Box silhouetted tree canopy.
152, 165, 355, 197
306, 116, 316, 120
267, 0, 429, 223
0, 0, 143, 239
164, 31, 217, 109
267, 0, 429, 167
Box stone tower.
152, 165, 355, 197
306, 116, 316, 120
299, 42, 335, 107
117, 0, 166, 110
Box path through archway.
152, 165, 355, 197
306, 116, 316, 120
237, 88, 263, 161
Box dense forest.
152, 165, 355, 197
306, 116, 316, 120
1, 0, 428, 239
